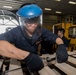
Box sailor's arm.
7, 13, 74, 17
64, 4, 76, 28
0, 40, 29, 60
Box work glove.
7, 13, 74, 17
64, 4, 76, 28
22, 53, 44, 72
56, 44, 68, 63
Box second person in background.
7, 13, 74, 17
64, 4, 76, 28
57, 28, 70, 49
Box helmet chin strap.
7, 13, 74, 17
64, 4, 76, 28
26, 30, 33, 37
27, 33, 33, 37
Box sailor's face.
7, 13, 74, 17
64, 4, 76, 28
25, 23, 38, 34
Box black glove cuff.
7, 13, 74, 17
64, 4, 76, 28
56, 44, 68, 63
58, 44, 65, 46
22, 53, 34, 64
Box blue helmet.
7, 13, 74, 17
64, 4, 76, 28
16, 4, 42, 19
17, 4, 42, 41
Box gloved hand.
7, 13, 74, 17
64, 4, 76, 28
56, 44, 68, 63
22, 53, 44, 72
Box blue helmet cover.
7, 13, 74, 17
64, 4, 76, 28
16, 4, 42, 19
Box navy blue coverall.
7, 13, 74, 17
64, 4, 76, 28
0, 26, 58, 54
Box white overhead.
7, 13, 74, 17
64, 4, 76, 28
0, 0, 76, 15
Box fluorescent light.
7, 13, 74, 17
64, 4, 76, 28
44, 8, 51, 11
56, 11, 61, 14
68, 1, 76, 4
55, 0, 61, 2
6, 0, 12, 1
3, 6, 12, 9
